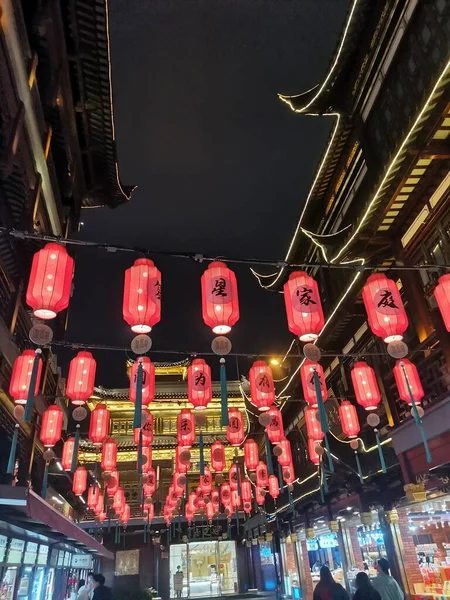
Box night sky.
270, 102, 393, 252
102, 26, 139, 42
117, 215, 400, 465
67, 0, 350, 388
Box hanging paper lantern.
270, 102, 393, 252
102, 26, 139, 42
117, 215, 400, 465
282, 464, 295, 485
177, 409, 196, 447
338, 401, 360, 438
144, 503, 155, 521
256, 462, 268, 488
196, 487, 206, 509
141, 446, 153, 474
300, 360, 327, 407
362, 273, 408, 343
268, 474, 280, 499
188, 492, 198, 512
123, 258, 161, 334
168, 486, 179, 507
94, 493, 104, 515
211, 441, 226, 473
211, 489, 220, 513
98, 512, 107, 522
129, 357, 155, 406
200, 466, 213, 496
435, 274, 450, 332
351, 362, 381, 411
276, 438, 293, 467
249, 361, 275, 411
121, 504, 131, 525
188, 359, 212, 410
220, 483, 231, 507
265, 407, 284, 444
206, 502, 215, 521
241, 480, 252, 503
105, 470, 119, 497
134, 409, 154, 446
308, 439, 321, 466
226, 408, 245, 446
26, 243, 74, 320
173, 472, 186, 497
231, 490, 241, 510
283, 271, 325, 342
255, 487, 266, 506
66, 351, 96, 405
185, 507, 195, 522
87, 485, 100, 510
305, 408, 324, 442
229, 464, 240, 491
9, 350, 43, 405
393, 359, 424, 405
61, 437, 76, 471
201, 261, 239, 334
113, 487, 126, 514
88, 404, 109, 445
175, 445, 191, 473
72, 466, 87, 496
40, 405, 63, 447
101, 438, 118, 471
145, 468, 157, 496
244, 439, 259, 471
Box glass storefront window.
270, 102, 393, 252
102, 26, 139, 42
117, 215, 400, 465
0, 567, 18, 600
280, 541, 300, 597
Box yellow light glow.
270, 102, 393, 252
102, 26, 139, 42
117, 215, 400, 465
270, 358, 280, 366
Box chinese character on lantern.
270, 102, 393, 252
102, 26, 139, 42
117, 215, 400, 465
229, 464, 240, 491
249, 361, 275, 411
362, 273, 408, 343
201, 262, 239, 334
226, 408, 245, 446
265, 407, 284, 444
188, 359, 212, 410
134, 409, 154, 446
256, 461, 268, 488
123, 258, 161, 334
283, 271, 325, 341
177, 409, 196, 447
300, 360, 327, 407
129, 357, 155, 405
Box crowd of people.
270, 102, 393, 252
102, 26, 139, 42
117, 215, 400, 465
76, 573, 113, 600
313, 559, 404, 600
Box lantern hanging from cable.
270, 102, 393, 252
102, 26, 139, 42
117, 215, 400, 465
168, 485, 179, 507
87, 485, 100, 510
241, 480, 252, 504
211, 490, 220, 514
338, 401, 360, 439
201, 261, 239, 334
123, 258, 161, 334
40, 405, 63, 447
144, 503, 155, 522
121, 504, 131, 525
113, 487, 126, 515
94, 493, 104, 515
185, 506, 195, 522
61, 437, 77, 471
134, 409, 154, 447
72, 466, 87, 496
226, 408, 245, 446
231, 490, 241, 511
362, 273, 408, 343
276, 438, 293, 468
435, 274, 450, 332
305, 407, 324, 443
229, 464, 240, 491
196, 487, 206, 509
283, 271, 325, 342
244, 439, 259, 471
101, 438, 118, 471
66, 351, 96, 405
26, 243, 74, 320
351, 362, 381, 411
146, 468, 157, 495
88, 404, 109, 445
256, 461, 268, 488
268, 474, 280, 499
130, 357, 155, 406
255, 486, 266, 506
220, 483, 231, 507
393, 359, 424, 405
210, 441, 226, 473
206, 502, 215, 521
308, 439, 321, 466
300, 360, 327, 407
265, 407, 284, 444
141, 446, 152, 474
98, 512, 107, 522
177, 409, 196, 447
9, 349, 43, 406
173, 472, 186, 497
249, 361, 276, 411
175, 445, 191, 473
188, 358, 212, 410
282, 464, 295, 485
200, 466, 213, 496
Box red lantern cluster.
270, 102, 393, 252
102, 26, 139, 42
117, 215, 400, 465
61, 437, 76, 471
88, 404, 109, 445
201, 261, 239, 334
177, 409, 196, 447
66, 351, 96, 405
130, 357, 155, 405
435, 274, 450, 332
249, 361, 275, 411
362, 273, 408, 343
9, 350, 43, 405
338, 401, 360, 439
283, 271, 325, 342
351, 362, 381, 411
123, 258, 161, 334
26, 243, 74, 320
210, 441, 226, 473
226, 408, 245, 446
300, 360, 327, 407
188, 359, 212, 410
101, 438, 118, 471
72, 466, 87, 496
305, 408, 323, 443
393, 359, 424, 405
244, 439, 259, 471
265, 407, 284, 444
40, 405, 63, 448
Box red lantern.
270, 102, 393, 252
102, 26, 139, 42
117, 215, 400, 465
265, 407, 284, 444
211, 489, 220, 513
282, 464, 295, 485
185, 507, 195, 522
88, 404, 109, 445
144, 470, 157, 498
26, 243, 74, 320
435, 274, 450, 332
9, 350, 43, 405
249, 361, 275, 411
244, 439, 259, 471
362, 273, 408, 343
177, 409, 196, 447
134, 409, 154, 446
300, 360, 327, 407
200, 467, 213, 496
268, 474, 280, 499
393, 359, 424, 405
173, 472, 186, 497
188, 359, 212, 410
95, 493, 104, 515
338, 401, 360, 438
277, 438, 293, 467
220, 483, 231, 507
196, 487, 206, 509
211, 441, 226, 473
168, 485, 179, 507
123, 258, 161, 334
206, 502, 215, 521
113, 487, 125, 514
241, 480, 252, 504
229, 464, 240, 491
87, 485, 100, 510
101, 438, 117, 471
121, 504, 131, 525
188, 492, 198, 513
255, 487, 266, 506
175, 446, 191, 473
351, 362, 381, 411
141, 446, 152, 474
144, 503, 155, 521
106, 471, 119, 496
305, 408, 323, 442
98, 512, 107, 522
130, 357, 155, 406
226, 408, 245, 446
201, 261, 239, 334
72, 466, 87, 496
308, 439, 321, 466
40, 405, 63, 447
66, 351, 96, 405
61, 437, 76, 470
283, 271, 325, 342
231, 490, 241, 510
256, 462, 268, 488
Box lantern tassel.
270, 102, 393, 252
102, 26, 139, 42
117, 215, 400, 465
264, 432, 274, 475
24, 350, 41, 423
41, 462, 49, 499
199, 431, 205, 476
71, 425, 80, 473
354, 451, 364, 484
133, 360, 143, 430
137, 429, 143, 476
401, 363, 432, 464
220, 358, 229, 426
375, 430, 387, 474
7, 424, 20, 475
313, 369, 334, 473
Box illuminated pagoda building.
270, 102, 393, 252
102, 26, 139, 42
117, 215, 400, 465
249, 1, 450, 598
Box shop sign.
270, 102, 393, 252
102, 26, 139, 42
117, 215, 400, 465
306, 539, 319, 551
318, 534, 338, 549
71, 554, 93, 569
190, 525, 223, 540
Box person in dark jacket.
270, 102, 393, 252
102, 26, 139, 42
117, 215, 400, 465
313, 566, 350, 600
92, 574, 113, 600
353, 572, 382, 600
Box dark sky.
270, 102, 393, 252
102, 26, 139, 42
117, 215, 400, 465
67, 0, 350, 388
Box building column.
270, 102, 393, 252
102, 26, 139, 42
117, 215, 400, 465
247, 541, 256, 590
298, 540, 314, 600
341, 524, 364, 570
